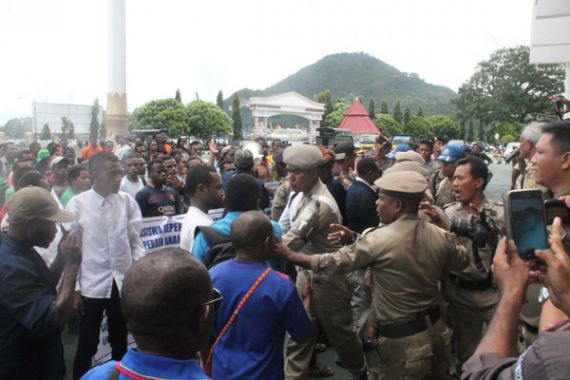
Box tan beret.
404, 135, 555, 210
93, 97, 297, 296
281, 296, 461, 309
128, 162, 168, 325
283, 145, 323, 170
374, 170, 427, 197
395, 151, 425, 165
384, 161, 429, 177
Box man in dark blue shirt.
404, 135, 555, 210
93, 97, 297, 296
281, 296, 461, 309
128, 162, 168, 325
135, 159, 179, 217
346, 157, 381, 233
0, 187, 82, 380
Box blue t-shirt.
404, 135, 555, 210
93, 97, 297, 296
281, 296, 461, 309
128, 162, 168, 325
192, 211, 285, 271
209, 259, 313, 380
81, 348, 211, 380
135, 184, 178, 217
0, 235, 63, 380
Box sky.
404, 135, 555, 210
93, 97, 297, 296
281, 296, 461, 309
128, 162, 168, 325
0, 0, 533, 124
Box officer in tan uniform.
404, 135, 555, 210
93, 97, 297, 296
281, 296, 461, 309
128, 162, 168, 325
280, 144, 366, 380
275, 170, 470, 379
437, 157, 504, 371
515, 121, 550, 350
431, 144, 465, 208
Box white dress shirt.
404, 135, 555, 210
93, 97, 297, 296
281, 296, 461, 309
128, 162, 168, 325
65, 189, 144, 299
180, 206, 213, 253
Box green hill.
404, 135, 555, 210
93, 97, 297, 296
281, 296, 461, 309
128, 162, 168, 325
228, 52, 457, 129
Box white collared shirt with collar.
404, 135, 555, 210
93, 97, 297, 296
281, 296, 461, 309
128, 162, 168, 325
355, 176, 376, 192
65, 188, 144, 299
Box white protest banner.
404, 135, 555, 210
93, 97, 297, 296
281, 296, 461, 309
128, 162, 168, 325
139, 215, 185, 252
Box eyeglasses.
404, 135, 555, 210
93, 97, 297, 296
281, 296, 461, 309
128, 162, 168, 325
201, 288, 223, 312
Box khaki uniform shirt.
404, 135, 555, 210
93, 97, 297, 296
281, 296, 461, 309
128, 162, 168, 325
310, 214, 469, 325
282, 179, 342, 256
435, 176, 456, 208
443, 198, 504, 309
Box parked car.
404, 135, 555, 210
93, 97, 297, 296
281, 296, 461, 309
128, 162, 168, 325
502, 142, 520, 160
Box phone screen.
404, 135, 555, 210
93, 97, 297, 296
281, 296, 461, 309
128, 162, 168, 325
509, 190, 547, 260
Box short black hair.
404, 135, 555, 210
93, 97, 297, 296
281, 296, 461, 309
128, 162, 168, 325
419, 140, 434, 151
68, 164, 88, 183
190, 140, 201, 146
542, 120, 570, 155
185, 165, 217, 197
435, 136, 447, 144
231, 211, 273, 250
12, 166, 33, 188
456, 157, 489, 190
88, 152, 119, 178
356, 157, 380, 177
121, 248, 211, 338
225, 174, 260, 212
146, 159, 164, 174
15, 170, 45, 191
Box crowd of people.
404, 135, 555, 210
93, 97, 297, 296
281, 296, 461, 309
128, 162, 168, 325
1, 97, 570, 380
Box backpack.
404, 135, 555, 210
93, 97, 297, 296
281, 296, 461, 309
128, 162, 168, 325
198, 225, 235, 269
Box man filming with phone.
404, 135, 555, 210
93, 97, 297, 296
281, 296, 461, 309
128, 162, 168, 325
462, 216, 570, 379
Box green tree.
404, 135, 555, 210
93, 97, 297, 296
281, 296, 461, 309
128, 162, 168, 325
477, 120, 485, 141
405, 116, 433, 140
60, 116, 75, 140
316, 89, 334, 127
426, 115, 461, 142
216, 90, 224, 109
90, 99, 100, 136
393, 99, 402, 124
131, 98, 190, 137
454, 46, 564, 124
416, 107, 424, 117
368, 99, 376, 119
374, 114, 402, 137
403, 106, 411, 126
175, 89, 182, 103
186, 100, 232, 139
324, 99, 349, 128
232, 93, 243, 141
495, 121, 523, 143
1, 118, 32, 139
40, 123, 51, 140
466, 120, 474, 142
380, 99, 389, 114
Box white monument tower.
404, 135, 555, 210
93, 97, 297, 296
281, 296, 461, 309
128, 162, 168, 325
106, 0, 128, 138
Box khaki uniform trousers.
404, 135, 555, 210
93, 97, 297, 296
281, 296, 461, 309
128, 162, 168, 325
374, 318, 452, 380
284, 270, 365, 379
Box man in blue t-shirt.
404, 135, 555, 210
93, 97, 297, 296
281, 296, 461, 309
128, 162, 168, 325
135, 159, 179, 217
209, 211, 313, 380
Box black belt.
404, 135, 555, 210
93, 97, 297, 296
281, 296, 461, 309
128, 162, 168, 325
450, 274, 493, 291
377, 308, 440, 339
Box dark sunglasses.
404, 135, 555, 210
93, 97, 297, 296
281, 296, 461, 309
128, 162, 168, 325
201, 288, 223, 312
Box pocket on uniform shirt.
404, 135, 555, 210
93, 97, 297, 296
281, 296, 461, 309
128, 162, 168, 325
403, 343, 433, 379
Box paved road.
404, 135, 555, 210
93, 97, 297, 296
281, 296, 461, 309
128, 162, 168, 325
485, 161, 512, 203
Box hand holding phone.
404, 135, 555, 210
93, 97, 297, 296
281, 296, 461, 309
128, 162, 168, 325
504, 190, 548, 260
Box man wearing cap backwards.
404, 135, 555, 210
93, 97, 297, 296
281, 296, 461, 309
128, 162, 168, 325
0, 187, 82, 380
438, 157, 504, 372
274, 170, 469, 379
431, 144, 466, 208
280, 144, 366, 380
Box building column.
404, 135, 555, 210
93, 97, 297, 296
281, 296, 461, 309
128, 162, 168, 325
106, 0, 128, 139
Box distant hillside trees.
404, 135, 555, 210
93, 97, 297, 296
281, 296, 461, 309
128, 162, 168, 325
393, 100, 403, 124
216, 90, 224, 109
375, 114, 402, 137
368, 99, 376, 119
380, 99, 389, 115
454, 45, 564, 143
40, 123, 51, 140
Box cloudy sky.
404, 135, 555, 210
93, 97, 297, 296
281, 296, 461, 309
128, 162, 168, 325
1, 0, 533, 124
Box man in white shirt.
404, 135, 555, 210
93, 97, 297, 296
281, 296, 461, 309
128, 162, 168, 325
65, 152, 144, 380
119, 153, 146, 199
180, 165, 224, 253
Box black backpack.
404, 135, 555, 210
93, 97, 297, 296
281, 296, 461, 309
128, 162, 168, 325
198, 226, 235, 269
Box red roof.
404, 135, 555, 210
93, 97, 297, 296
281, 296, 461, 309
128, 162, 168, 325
337, 100, 379, 135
